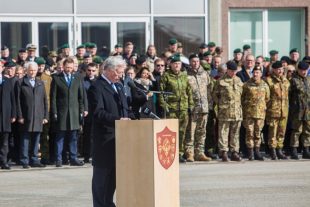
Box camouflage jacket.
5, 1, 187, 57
289, 73, 310, 120
187, 66, 210, 113
212, 74, 243, 121
265, 75, 290, 119
242, 78, 270, 119
159, 70, 194, 112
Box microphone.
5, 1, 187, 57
141, 107, 160, 120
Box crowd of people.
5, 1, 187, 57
0, 38, 310, 170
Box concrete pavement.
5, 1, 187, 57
1, 160, 310, 207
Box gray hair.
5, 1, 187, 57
24, 61, 38, 70
101, 56, 126, 71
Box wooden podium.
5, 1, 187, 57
115, 119, 180, 207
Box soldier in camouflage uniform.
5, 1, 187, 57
265, 61, 290, 160
185, 54, 212, 162
242, 66, 270, 161
212, 61, 243, 162
289, 61, 310, 159
159, 54, 194, 162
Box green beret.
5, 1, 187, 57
203, 51, 212, 57
88, 43, 97, 49
298, 61, 309, 70
269, 50, 279, 56
84, 42, 91, 48
265, 57, 270, 62
93, 56, 103, 64
290, 48, 299, 54
170, 54, 181, 63
272, 61, 282, 69
168, 38, 177, 45
35, 57, 46, 65
208, 42, 216, 47
189, 53, 199, 60
233, 48, 242, 54
60, 43, 70, 49
115, 43, 122, 48
4, 61, 17, 68
243, 44, 251, 50
76, 44, 85, 49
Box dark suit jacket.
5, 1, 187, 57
237, 68, 251, 83
0, 77, 16, 132
88, 75, 129, 168
16, 77, 48, 132
50, 72, 84, 131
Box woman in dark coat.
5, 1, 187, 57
16, 62, 48, 168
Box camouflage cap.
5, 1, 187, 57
298, 61, 309, 70
271, 61, 282, 69
35, 57, 46, 65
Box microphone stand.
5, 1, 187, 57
148, 91, 174, 119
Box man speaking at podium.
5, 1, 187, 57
88, 56, 130, 207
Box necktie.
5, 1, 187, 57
30, 78, 35, 87
111, 83, 118, 93
0, 76, 2, 85
66, 74, 71, 86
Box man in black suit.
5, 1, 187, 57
88, 56, 130, 207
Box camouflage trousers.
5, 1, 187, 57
40, 122, 50, 160
267, 117, 287, 149
185, 113, 208, 155
167, 111, 189, 153
243, 118, 264, 149
218, 120, 241, 152
290, 120, 310, 147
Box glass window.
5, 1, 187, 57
154, 17, 205, 56
268, 9, 303, 57
230, 11, 263, 58
39, 22, 69, 54
117, 22, 146, 54
82, 22, 111, 51
1, 22, 32, 58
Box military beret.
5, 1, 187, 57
26, 43, 37, 50
252, 66, 262, 72
302, 56, 310, 63
83, 53, 92, 59
76, 44, 85, 49
168, 38, 177, 45
269, 50, 279, 56
208, 42, 216, 47
136, 55, 147, 65
48, 51, 58, 57
298, 61, 309, 70
265, 57, 270, 62
199, 43, 208, 49
60, 43, 70, 49
290, 48, 299, 54
1, 45, 8, 50
280, 56, 291, 64
188, 53, 199, 60
233, 48, 242, 54
84, 42, 91, 48
93, 56, 103, 64
35, 57, 46, 65
4, 61, 17, 68
19, 48, 27, 53
203, 51, 212, 57
177, 42, 183, 48
114, 44, 122, 48
130, 53, 138, 59
243, 44, 251, 50
170, 54, 181, 63
226, 61, 237, 71
88, 43, 97, 49
272, 61, 283, 69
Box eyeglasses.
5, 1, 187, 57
156, 64, 165, 67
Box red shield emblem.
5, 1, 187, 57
156, 126, 177, 170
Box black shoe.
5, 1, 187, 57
22, 164, 30, 169
276, 148, 288, 160
40, 158, 52, 165
1, 164, 11, 170
205, 151, 218, 160
30, 163, 46, 168
302, 147, 310, 159
56, 161, 62, 167
84, 158, 90, 163
62, 160, 69, 165
247, 148, 254, 161
231, 152, 242, 161
270, 148, 277, 160
179, 156, 186, 163
221, 151, 228, 162
70, 160, 84, 166
291, 147, 299, 160
254, 148, 264, 161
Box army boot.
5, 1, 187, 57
254, 147, 264, 161
185, 151, 195, 162
276, 148, 288, 160
231, 151, 242, 161
291, 147, 299, 160
270, 148, 277, 160
302, 147, 310, 159
221, 151, 228, 162
195, 153, 212, 161
179, 154, 186, 163
247, 148, 254, 161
